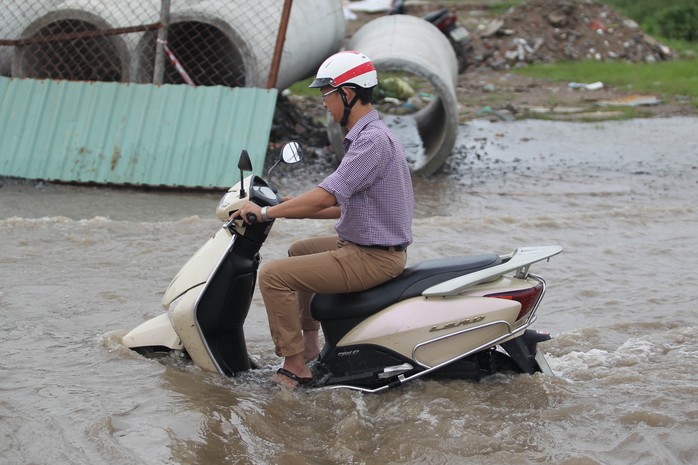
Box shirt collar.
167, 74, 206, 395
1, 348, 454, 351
344, 110, 380, 144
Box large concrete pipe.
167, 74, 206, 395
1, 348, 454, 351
134, 1, 253, 87
0, 0, 64, 76
279, 0, 345, 89
134, 0, 345, 89
12, 0, 161, 82
330, 14, 460, 175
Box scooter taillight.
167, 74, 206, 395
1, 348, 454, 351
440, 12, 457, 28
485, 282, 544, 321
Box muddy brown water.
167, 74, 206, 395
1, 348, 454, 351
1, 117, 697, 465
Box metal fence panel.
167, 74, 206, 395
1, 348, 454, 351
0, 76, 278, 187
0, 0, 287, 87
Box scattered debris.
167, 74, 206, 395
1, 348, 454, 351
268, 94, 329, 157
374, 76, 416, 101
568, 81, 604, 90
345, 0, 391, 14
465, 0, 674, 69
597, 95, 661, 107
269, 1, 688, 161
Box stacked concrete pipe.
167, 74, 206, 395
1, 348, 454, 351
134, 0, 345, 89
1, 1, 64, 76
278, 0, 345, 90
330, 14, 460, 175
12, 0, 161, 81
12, 0, 344, 90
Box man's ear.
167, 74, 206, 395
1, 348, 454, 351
342, 86, 356, 101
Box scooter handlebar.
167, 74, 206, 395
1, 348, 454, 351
246, 212, 258, 224
223, 211, 258, 229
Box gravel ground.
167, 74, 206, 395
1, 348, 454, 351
270, 1, 696, 171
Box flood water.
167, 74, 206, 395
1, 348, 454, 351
1, 117, 697, 465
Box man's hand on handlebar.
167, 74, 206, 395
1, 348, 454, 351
230, 201, 262, 224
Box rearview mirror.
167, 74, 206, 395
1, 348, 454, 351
281, 141, 303, 165
237, 149, 252, 198
267, 142, 303, 179
237, 149, 253, 172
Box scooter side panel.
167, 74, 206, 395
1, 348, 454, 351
413, 322, 512, 368
162, 227, 233, 308
338, 295, 520, 368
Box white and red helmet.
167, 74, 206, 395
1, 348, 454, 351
309, 51, 378, 89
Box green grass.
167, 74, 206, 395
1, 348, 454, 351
287, 77, 318, 98
513, 59, 698, 99
484, 1, 524, 15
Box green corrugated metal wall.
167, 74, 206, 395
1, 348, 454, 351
0, 77, 278, 188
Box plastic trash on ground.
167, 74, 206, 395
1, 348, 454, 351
374, 76, 415, 101
568, 81, 604, 91
346, 0, 392, 14
597, 95, 660, 107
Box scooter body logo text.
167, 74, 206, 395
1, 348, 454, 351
429, 315, 486, 332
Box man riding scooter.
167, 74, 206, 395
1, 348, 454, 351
232, 51, 415, 388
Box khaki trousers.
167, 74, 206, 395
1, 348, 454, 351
258, 236, 407, 357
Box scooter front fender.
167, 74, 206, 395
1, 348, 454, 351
122, 313, 183, 350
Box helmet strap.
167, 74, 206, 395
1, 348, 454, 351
339, 87, 360, 127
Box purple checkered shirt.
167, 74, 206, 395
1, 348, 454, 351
319, 110, 414, 247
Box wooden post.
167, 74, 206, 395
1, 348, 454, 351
267, 0, 293, 89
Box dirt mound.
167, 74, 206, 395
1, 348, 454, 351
267, 1, 689, 164
469, 0, 673, 69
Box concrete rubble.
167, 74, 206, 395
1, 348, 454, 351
465, 0, 674, 69
271, 0, 681, 166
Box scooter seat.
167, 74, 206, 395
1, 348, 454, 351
311, 253, 501, 321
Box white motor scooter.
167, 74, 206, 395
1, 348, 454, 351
122, 143, 562, 393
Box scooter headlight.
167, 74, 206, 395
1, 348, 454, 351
217, 191, 243, 221
217, 191, 238, 210
167, 294, 186, 321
